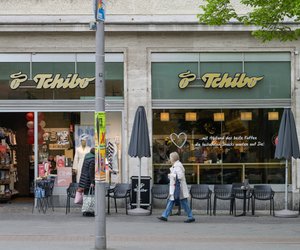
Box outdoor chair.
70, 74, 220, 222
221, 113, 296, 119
232, 182, 252, 215
105, 183, 115, 214
190, 184, 212, 215
150, 184, 169, 215
32, 178, 56, 214
108, 183, 131, 215
213, 184, 234, 215
44, 178, 55, 211
252, 184, 275, 216
65, 182, 79, 214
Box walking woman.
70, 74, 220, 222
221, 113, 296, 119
77, 148, 95, 216
158, 151, 195, 223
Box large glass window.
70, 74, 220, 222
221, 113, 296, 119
153, 109, 287, 185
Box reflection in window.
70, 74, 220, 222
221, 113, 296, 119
152, 109, 286, 185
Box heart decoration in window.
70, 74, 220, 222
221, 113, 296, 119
170, 132, 187, 149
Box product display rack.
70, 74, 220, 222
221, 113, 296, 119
0, 163, 11, 201
0, 132, 18, 202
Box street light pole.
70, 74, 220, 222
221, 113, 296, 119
94, 1, 106, 249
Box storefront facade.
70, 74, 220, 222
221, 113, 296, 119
1, 0, 300, 208
0, 52, 125, 203
151, 52, 290, 186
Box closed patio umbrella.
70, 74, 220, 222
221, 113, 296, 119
128, 106, 151, 215
274, 108, 300, 217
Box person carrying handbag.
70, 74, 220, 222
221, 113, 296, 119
158, 151, 195, 223
78, 148, 95, 216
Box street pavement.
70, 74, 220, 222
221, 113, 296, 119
0, 199, 300, 250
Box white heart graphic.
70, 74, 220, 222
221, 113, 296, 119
170, 132, 187, 149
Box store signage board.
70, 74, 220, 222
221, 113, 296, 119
9, 72, 95, 90
178, 71, 264, 89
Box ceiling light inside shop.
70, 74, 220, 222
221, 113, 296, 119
240, 112, 252, 121
160, 112, 170, 121
213, 112, 225, 122
185, 112, 197, 121
268, 112, 279, 120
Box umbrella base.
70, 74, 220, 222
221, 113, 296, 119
128, 207, 150, 216
274, 209, 299, 218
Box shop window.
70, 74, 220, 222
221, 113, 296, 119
152, 109, 287, 185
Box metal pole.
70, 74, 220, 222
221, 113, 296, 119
34, 111, 38, 208
284, 159, 288, 210
137, 158, 141, 208
95, 5, 106, 249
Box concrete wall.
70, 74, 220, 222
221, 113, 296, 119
0, 0, 203, 15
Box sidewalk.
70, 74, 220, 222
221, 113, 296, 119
1, 199, 300, 250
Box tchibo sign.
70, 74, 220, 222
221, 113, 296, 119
10, 72, 95, 89
178, 71, 264, 89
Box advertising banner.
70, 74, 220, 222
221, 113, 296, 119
95, 112, 106, 181
96, 0, 105, 21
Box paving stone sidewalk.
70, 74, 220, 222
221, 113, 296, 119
1, 200, 300, 250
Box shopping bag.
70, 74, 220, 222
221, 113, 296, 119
174, 175, 180, 205
81, 187, 95, 213
74, 191, 83, 204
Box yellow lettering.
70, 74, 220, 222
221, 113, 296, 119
248, 76, 263, 88
10, 72, 28, 89
178, 71, 196, 88
34, 74, 53, 89
202, 73, 221, 88
51, 74, 65, 89
201, 72, 263, 89
10, 72, 94, 90
77, 77, 95, 88
68, 74, 78, 89
236, 73, 246, 88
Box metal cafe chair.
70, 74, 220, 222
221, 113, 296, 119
44, 178, 55, 211
107, 183, 131, 215
252, 184, 275, 216
65, 182, 79, 214
213, 184, 234, 215
150, 184, 169, 215
232, 182, 252, 216
190, 184, 212, 215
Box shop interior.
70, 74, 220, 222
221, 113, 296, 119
0, 111, 122, 203
152, 108, 286, 185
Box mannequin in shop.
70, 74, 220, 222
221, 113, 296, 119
73, 134, 91, 183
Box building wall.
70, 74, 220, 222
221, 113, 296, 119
1, 0, 300, 207
0, 0, 203, 15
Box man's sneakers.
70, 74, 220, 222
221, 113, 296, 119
157, 216, 168, 222
184, 218, 195, 223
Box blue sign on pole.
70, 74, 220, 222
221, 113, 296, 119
96, 0, 105, 21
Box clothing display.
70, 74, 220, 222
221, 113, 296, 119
73, 144, 91, 183
106, 141, 119, 172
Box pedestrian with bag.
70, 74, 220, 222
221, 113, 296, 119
77, 147, 95, 216
158, 151, 195, 223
